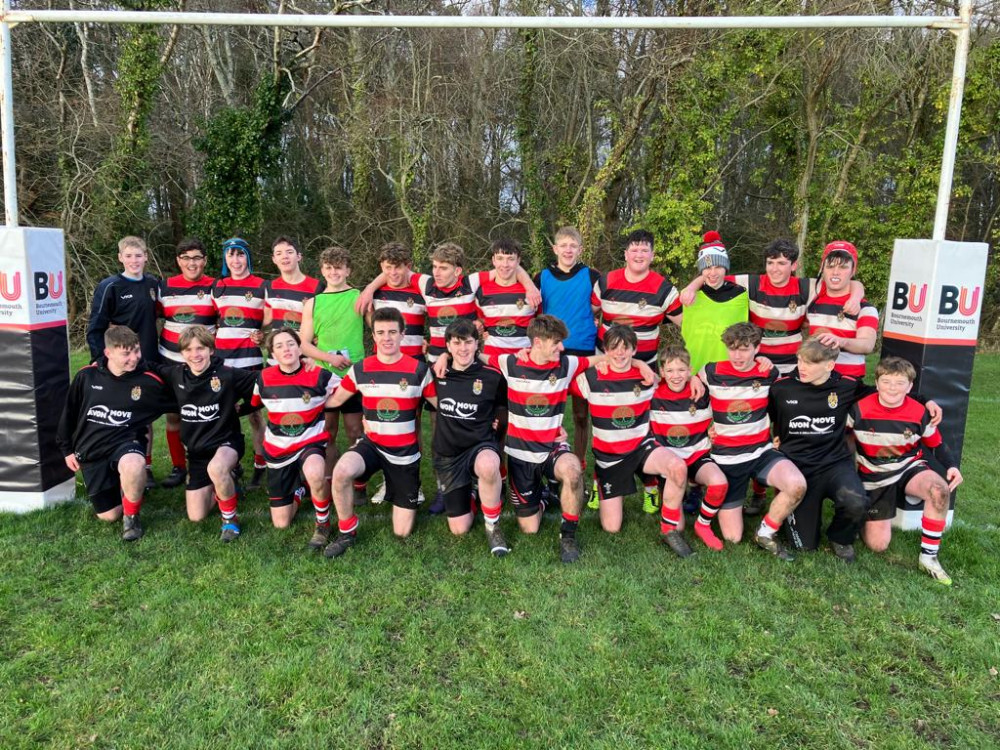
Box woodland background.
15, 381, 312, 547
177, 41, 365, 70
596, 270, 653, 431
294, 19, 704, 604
6, 0, 999, 342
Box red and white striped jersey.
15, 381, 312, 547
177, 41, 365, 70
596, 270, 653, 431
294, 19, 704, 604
731, 274, 814, 374
251, 365, 338, 467
573, 366, 653, 468
807, 290, 878, 378
337, 354, 435, 465
372, 280, 427, 358
848, 394, 941, 490
701, 360, 778, 465
264, 276, 322, 333
475, 277, 536, 357
213, 275, 266, 369
650, 381, 713, 466
417, 272, 483, 363
592, 268, 681, 363
491, 353, 588, 464
157, 274, 217, 363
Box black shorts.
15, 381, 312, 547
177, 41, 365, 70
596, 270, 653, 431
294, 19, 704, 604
433, 442, 501, 517
507, 443, 573, 517
717, 449, 786, 510
866, 461, 931, 522
267, 443, 326, 507
687, 454, 717, 484
785, 459, 867, 550
325, 392, 362, 415
595, 438, 660, 501
348, 437, 423, 510
186, 435, 245, 491
80, 440, 147, 513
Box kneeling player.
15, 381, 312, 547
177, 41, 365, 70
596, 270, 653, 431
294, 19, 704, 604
700, 323, 806, 560
650, 345, 729, 551
325, 307, 437, 557
251, 328, 340, 547
849, 356, 963, 584
159, 326, 258, 540
57, 326, 174, 540
574, 325, 693, 557
432, 319, 508, 555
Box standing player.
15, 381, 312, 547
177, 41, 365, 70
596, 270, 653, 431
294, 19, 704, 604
849, 356, 962, 584
806, 241, 878, 379
57, 326, 175, 540
592, 228, 682, 513
212, 237, 268, 489
432, 319, 508, 555
534, 226, 600, 477
699, 323, 806, 560
263, 235, 323, 359
324, 307, 437, 557
86, 235, 161, 488
251, 328, 340, 547
157, 238, 217, 489
298, 246, 365, 481
367, 241, 428, 360
650, 345, 729, 551
158, 326, 258, 540
573, 325, 693, 557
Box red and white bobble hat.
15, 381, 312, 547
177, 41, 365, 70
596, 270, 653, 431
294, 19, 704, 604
697, 231, 730, 271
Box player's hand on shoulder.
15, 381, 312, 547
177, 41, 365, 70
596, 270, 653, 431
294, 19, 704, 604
926, 399, 943, 426
515, 348, 530, 362
432, 355, 449, 379
754, 356, 774, 373
690, 376, 706, 400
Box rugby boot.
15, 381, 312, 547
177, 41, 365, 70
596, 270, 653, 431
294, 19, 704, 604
485, 525, 510, 557
918, 554, 953, 585
661, 530, 695, 558
324, 532, 356, 559
160, 466, 187, 489
307, 523, 331, 550
753, 531, 795, 561
122, 514, 144, 542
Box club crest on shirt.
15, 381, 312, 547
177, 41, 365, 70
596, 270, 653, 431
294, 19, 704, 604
473, 379, 483, 395
244, 291, 254, 301
612, 406, 636, 429
633, 385, 642, 397
302, 391, 312, 404
837, 310, 846, 321
903, 428, 914, 440
828, 392, 838, 409
399, 378, 409, 391
548, 373, 558, 386
211, 376, 221, 393
516, 298, 525, 310
406, 297, 415, 308
197, 289, 206, 299
752, 380, 761, 391
638, 298, 648, 309
131, 386, 142, 401
688, 403, 697, 416
788, 300, 797, 312
149, 289, 156, 301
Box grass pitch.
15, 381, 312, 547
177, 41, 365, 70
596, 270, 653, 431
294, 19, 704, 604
0, 354, 998, 749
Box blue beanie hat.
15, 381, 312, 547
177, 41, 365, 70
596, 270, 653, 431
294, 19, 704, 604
221, 237, 252, 278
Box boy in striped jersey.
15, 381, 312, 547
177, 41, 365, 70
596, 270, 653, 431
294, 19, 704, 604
367, 242, 427, 360
212, 237, 268, 489
592, 228, 682, 512
650, 345, 729, 552
573, 326, 694, 557
699, 323, 805, 560
324, 307, 438, 558
157, 238, 217, 489
251, 328, 340, 547
848, 356, 962, 584
263, 235, 323, 359
806, 241, 878, 379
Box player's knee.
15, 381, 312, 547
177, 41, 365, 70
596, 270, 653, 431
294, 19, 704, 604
928, 482, 950, 514
272, 517, 292, 529
865, 536, 889, 553
601, 519, 622, 534
96, 507, 122, 522
786, 477, 807, 502
723, 530, 742, 544
188, 508, 210, 523
837, 488, 867, 521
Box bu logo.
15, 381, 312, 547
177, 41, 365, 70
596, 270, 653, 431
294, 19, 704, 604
938, 285, 980, 316
0, 271, 21, 301
891, 282, 927, 313
34, 271, 64, 300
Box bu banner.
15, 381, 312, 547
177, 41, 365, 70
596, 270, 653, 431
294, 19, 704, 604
881, 239, 989, 530
0, 227, 75, 512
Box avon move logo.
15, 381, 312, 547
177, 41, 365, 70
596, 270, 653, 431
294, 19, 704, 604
891, 282, 980, 316
0, 271, 64, 301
